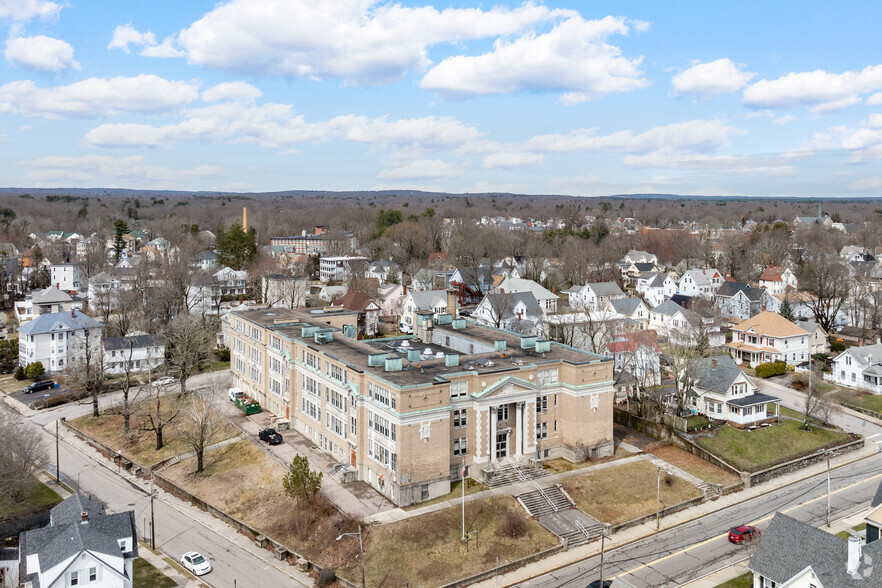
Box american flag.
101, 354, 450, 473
461, 463, 467, 478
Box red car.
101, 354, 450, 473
728, 525, 761, 544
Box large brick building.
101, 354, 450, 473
225, 307, 614, 506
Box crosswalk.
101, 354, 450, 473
867, 433, 882, 445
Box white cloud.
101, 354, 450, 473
867, 92, 882, 105
177, 0, 570, 85
745, 110, 797, 125
21, 154, 224, 188
483, 151, 544, 168
18, 124, 30, 132
672, 58, 755, 96
0, 0, 61, 21
421, 15, 645, 103
377, 159, 459, 180
201, 81, 262, 103
743, 65, 882, 110
108, 23, 156, 53
336, 115, 481, 148
140, 37, 184, 58
631, 20, 650, 33
848, 176, 882, 191
809, 95, 862, 114
0, 75, 200, 119
5, 36, 78, 71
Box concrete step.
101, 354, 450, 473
517, 486, 572, 517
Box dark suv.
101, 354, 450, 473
258, 428, 283, 445
24, 380, 55, 394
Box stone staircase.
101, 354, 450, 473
698, 482, 722, 499
517, 485, 573, 517
485, 462, 550, 488
560, 521, 605, 548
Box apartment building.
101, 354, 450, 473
225, 307, 615, 507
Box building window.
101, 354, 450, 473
497, 405, 509, 421
89, 567, 97, 582
846, 356, 852, 366
453, 408, 468, 428
537, 368, 559, 386
70, 571, 79, 586
453, 437, 468, 456
536, 396, 548, 414
536, 422, 548, 440
450, 380, 468, 399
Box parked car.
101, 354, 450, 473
258, 428, 283, 445
23, 380, 55, 394
180, 551, 212, 576
229, 387, 244, 402
152, 376, 175, 387
586, 581, 612, 588
728, 525, 761, 544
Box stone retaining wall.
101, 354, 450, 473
438, 544, 565, 588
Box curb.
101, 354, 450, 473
498, 441, 879, 587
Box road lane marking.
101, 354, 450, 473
869, 434, 881, 439
614, 471, 882, 581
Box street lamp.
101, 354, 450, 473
818, 448, 839, 527
336, 525, 366, 588
653, 460, 675, 530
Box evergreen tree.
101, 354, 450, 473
113, 219, 130, 261
779, 298, 795, 322
282, 454, 322, 505
215, 223, 257, 270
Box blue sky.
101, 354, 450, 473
1, 0, 881, 197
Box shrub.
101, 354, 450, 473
216, 348, 230, 361
664, 473, 676, 487
830, 339, 845, 353
13, 365, 25, 380
755, 361, 787, 378
24, 361, 45, 379
499, 510, 528, 539
317, 568, 337, 587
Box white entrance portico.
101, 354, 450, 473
473, 377, 539, 466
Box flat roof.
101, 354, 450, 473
232, 308, 609, 387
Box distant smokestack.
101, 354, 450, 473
243, 207, 247, 231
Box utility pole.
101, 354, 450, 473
826, 451, 832, 527
55, 419, 60, 483
150, 473, 156, 550
598, 528, 606, 586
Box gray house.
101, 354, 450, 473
714, 281, 763, 321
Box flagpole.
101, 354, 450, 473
461, 460, 466, 541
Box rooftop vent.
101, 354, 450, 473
385, 357, 403, 372
301, 325, 319, 337
436, 313, 453, 325
407, 349, 421, 361
368, 353, 388, 367
520, 336, 537, 349
535, 340, 551, 353
314, 330, 334, 344
494, 340, 507, 352
452, 318, 466, 330
445, 354, 460, 367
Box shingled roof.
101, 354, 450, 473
730, 311, 809, 338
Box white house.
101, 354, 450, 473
376, 284, 408, 319
726, 311, 810, 367
795, 320, 829, 356
758, 265, 798, 295
761, 291, 815, 321
14, 287, 84, 326
214, 267, 248, 296
832, 342, 882, 393
714, 281, 764, 321
20, 493, 138, 588
637, 272, 677, 308
623, 250, 658, 265
496, 276, 559, 313
650, 300, 725, 347
606, 298, 650, 330
688, 354, 780, 428
399, 289, 454, 334
319, 256, 369, 282
605, 330, 660, 387
261, 274, 309, 309
103, 334, 166, 375
571, 282, 625, 312
50, 263, 85, 292
678, 268, 723, 299
195, 250, 218, 271
18, 309, 104, 373
473, 291, 544, 335
367, 259, 401, 283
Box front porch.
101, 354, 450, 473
726, 393, 781, 429
726, 342, 780, 368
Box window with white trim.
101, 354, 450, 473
536, 396, 548, 414
270, 378, 282, 396
327, 362, 347, 384
270, 356, 282, 375
450, 379, 468, 399
537, 368, 559, 386
248, 364, 261, 384
329, 389, 345, 412
453, 408, 468, 428
248, 347, 261, 363
453, 437, 468, 456
368, 382, 396, 409
249, 325, 261, 341
303, 350, 320, 370
327, 413, 346, 437
303, 375, 320, 398
497, 405, 509, 421
536, 421, 548, 439
302, 397, 320, 421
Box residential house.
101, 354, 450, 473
14, 287, 84, 326
330, 292, 381, 337
841, 245, 874, 263
18, 309, 104, 373
319, 256, 369, 282
687, 354, 779, 427
605, 330, 660, 388
714, 281, 764, 321
832, 342, 882, 393
795, 320, 830, 355
262, 274, 309, 309
473, 292, 543, 335
195, 250, 218, 271
317, 285, 346, 303
793, 213, 833, 228
758, 265, 798, 295
411, 268, 436, 292
749, 512, 882, 587
214, 267, 248, 296
571, 282, 625, 312
726, 311, 811, 367
399, 289, 455, 334
496, 276, 559, 313
103, 334, 166, 375
623, 250, 658, 265
450, 266, 494, 304
19, 493, 138, 588
367, 259, 401, 283
678, 268, 723, 299
637, 272, 677, 308
50, 263, 85, 293
650, 300, 725, 347
188, 273, 221, 317
270, 226, 357, 255
606, 297, 650, 330
224, 307, 615, 506
762, 290, 816, 321
376, 284, 408, 319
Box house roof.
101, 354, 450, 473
196, 250, 217, 261
749, 512, 882, 587
585, 282, 624, 297
331, 292, 377, 312
606, 330, 659, 354
795, 320, 824, 335
50, 493, 104, 525
409, 289, 448, 311
632, 262, 654, 272
103, 334, 166, 352
497, 277, 557, 301
481, 291, 542, 319
728, 392, 779, 407
731, 311, 809, 337
18, 309, 103, 336
715, 281, 763, 301
608, 297, 644, 316
693, 355, 743, 394
648, 273, 671, 288
31, 286, 73, 305
840, 342, 882, 365
759, 265, 790, 282
651, 299, 685, 316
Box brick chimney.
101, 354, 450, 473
446, 288, 457, 319
315, 225, 325, 235
711, 359, 717, 369
80, 511, 88, 523
70, 308, 75, 319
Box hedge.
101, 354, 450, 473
755, 361, 787, 378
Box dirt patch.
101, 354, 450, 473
650, 444, 741, 486
614, 424, 656, 450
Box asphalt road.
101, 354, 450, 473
10, 370, 304, 588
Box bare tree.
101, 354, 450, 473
481, 293, 517, 329
799, 247, 849, 332
66, 326, 106, 418
795, 368, 839, 426
139, 381, 183, 451
0, 408, 48, 505
179, 384, 227, 473
165, 314, 214, 394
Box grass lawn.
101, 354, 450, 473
687, 415, 712, 431
363, 496, 556, 586
562, 460, 702, 525
132, 557, 177, 588
778, 405, 824, 426
542, 447, 631, 475
200, 360, 231, 373
650, 445, 741, 487
402, 478, 488, 511
70, 396, 238, 467
0, 479, 62, 521
696, 420, 851, 472
716, 572, 752, 588
836, 388, 882, 414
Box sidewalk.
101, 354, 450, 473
50, 419, 314, 588
472, 437, 879, 587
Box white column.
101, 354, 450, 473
489, 406, 497, 464
524, 401, 535, 457
514, 402, 523, 458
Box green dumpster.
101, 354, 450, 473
235, 397, 261, 415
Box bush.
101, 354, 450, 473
317, 568, 337, 587
13, 365, 25, 380
830, 339, 845, 353
24, 362, 45, 379
499, 510, 528, 539
216, 348, 230, 361
755, 361, 787, 378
